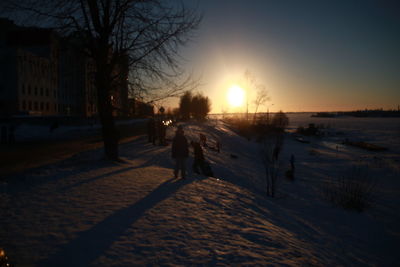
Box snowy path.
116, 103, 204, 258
1, 121, 399, 266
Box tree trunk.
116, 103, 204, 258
98, 95, 119, 160
95, 49, 119, 161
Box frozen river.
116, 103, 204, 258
210, 112, 400, 153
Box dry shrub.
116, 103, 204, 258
324, 167, 377, 212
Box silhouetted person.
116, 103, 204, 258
147, 118, 156, 144
191, 140, 214, 177
172, 125, 189, 179
191, 141, 204, 174
157, 120, 166, 146
290, 154, 295, 171
160, 121, 166, 145
286, 154, 295, 180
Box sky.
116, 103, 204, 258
164, 0, 400, 113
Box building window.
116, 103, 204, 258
34, 87, 37, 96
28, 85, 31, 95
28, 101, 32, 110
22, 100, 26, 110
54, 103, 57, 111
40, 102, 44, 110
45, 89, 49, 97
34, 102, 38, 110
46, 102, 49, 111
40, 88, 43, 96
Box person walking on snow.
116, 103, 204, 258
172, 125, 189, 179
147, 117, 156, 145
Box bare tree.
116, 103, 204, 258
260, 133, 283, 197
244, 70, 270, 124
260, 112, 288, 197
244, 69, 253, 121
252, 85, 270, 124
2, 0, 201, 160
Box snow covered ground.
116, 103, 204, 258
1, 119, 399, 266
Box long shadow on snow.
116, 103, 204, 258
4, 150, 116, 194
37, 176, 203, 267
58, 164, 147, 192
5, 137, 160, 194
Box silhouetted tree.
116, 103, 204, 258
244, 69, 269, 123
252, 86, 270, 124
261, 131, 284, 197
2, 0, 201, 160
191, 93, 211, 120
260, 111, 288, 197
179, 91, 192, 120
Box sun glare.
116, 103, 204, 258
227, 85, 245, 107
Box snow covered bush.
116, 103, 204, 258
324, 167, 377, 212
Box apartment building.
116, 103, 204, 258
0, 18, 59, 116
0, 18, 129, 118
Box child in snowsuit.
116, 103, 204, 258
191, 141, 214, 177
191, 141, 204, 174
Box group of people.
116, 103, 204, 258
147, 117, 167, 146
147, 117, 215, 179
171, 125, 214, 179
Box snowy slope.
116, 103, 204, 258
1, 120, 399, 266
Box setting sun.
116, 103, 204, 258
227, 85, 245, 107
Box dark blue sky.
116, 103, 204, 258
174, 0, 400, 112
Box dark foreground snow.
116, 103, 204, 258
1, 120, 399, 266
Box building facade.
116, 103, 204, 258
58, 34, 97, 117
0, 18, 129, 118
0, 18, 59, 116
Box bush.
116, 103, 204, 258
178, 91, 211, 120
324, 167, 377, 212
296, 123, 319, 136
191, 93, 211, 120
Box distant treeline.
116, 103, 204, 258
312, 109, 400, 118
